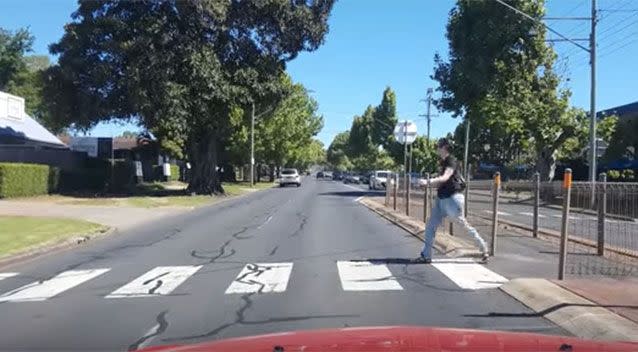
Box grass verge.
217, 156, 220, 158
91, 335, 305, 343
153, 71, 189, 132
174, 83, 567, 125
0, 216, 107, 259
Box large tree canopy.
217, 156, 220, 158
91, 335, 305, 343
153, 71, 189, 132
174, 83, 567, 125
434, 0, 583, 180
44, 0, 335, 193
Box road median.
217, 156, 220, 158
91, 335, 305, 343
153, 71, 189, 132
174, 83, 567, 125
500, 278, 638, 342
358, 197, 482, 257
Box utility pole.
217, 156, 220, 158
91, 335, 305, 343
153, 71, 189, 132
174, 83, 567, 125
426, 88, 433, 143
589, 0, 597, 186
250, 102, 255, 187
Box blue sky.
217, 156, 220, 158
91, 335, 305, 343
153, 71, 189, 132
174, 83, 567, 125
2, 0, 637, 146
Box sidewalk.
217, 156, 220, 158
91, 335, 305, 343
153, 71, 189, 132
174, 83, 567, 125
361, 195, 638, 341
0, 200, 188, 230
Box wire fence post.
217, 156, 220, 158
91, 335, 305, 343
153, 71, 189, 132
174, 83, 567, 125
385, 177, 390, 206
393, 173, 398, 211
464, 164, 471, 217
406, 174, 411, 216
423, 173, 430, 222
597, 172, 607, 256
490, 171, 501, 256
558, 168, 573, 280
533, 172, 540, 238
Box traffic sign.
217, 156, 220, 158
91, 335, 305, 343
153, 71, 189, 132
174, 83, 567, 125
393, 121, 417, 144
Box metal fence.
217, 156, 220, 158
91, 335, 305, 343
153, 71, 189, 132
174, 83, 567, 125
383, 170, 638, 279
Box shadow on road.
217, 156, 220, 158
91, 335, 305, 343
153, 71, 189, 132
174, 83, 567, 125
318, 191, 381, 197
463, 302, 638, 318
348, 257, 481, 265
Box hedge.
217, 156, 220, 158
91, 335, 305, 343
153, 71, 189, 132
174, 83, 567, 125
0, 163, 56, 198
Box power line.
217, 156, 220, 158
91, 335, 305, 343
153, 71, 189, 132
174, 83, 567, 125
598, 33, 638, 58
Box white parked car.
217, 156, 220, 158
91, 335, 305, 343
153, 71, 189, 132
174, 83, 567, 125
279, 168, 301, 187
369, 170, 391, 190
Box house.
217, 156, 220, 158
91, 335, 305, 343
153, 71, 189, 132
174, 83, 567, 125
0, 91, 85, 170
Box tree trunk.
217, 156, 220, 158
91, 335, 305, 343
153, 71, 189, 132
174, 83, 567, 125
269, 164, 275, 182
536, 147, 557, 182
188, 133, 224, 194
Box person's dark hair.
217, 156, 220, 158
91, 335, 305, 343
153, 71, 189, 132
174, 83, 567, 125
437, 138, 452, 150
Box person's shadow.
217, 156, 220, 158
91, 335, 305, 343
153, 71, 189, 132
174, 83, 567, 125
348, 257, 479, 265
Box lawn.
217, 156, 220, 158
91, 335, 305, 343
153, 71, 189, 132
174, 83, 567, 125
0, 216, 107, 258
4, 181, 274, 209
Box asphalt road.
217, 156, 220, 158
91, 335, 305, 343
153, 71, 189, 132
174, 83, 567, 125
0, 178, 565, 351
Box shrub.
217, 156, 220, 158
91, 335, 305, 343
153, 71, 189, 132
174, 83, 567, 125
170, 164, 179, 181
0, 163, 53, 198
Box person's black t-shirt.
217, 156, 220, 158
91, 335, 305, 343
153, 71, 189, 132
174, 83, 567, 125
437, 155, 463, 199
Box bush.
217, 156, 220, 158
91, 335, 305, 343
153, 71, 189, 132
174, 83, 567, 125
0, 163, 55, 198
170, 164, 179, 181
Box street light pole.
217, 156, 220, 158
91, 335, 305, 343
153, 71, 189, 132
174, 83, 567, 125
463, 118, 470, 178
589, 0, 597, 185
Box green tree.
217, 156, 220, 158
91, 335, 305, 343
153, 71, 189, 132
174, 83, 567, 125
348, 106, 376, 157
371, 87, 398, 149
0, 27, 33, 90
434, 0, 577, 181
327, 131, 353, 171
255, 77, 323, 177
44, 0, 334, 194
410, 136, 438, 174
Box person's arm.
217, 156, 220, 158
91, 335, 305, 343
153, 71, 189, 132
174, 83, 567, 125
419, 167, 454, 187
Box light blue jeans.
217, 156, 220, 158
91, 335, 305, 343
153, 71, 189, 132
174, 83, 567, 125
421, 193, 488, 259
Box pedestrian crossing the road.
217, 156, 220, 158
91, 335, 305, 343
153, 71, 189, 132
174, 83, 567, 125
0, 260, 508, 303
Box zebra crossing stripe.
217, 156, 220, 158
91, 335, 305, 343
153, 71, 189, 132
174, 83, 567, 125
337, 261, 403, 291
106, 266, 201, 298
432, 262, 508, 290
0, 269, 110, 302
0, 273, 18, 281
225, 263, 293, 294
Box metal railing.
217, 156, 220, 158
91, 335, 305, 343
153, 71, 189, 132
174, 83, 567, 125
383, 169, 638, 279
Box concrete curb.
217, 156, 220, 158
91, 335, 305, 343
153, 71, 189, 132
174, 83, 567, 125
500, 278, 638, 342
0, 227, 116, 270
358, 197, 482, 257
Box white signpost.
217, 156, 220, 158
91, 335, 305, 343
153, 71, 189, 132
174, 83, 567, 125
394, 121, 418, 197
393, 120, 417, 145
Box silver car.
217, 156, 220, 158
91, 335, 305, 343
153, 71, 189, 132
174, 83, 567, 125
279, 168, 301, 187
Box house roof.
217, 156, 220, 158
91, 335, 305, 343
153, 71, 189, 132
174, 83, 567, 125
0, 113, 66, 148
597, 101, 638, 119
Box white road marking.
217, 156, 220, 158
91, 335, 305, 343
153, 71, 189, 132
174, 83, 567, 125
343, 184, 365, 192
483, 210, 512, 216
337, 261, 403, 291
354, 196, 364, 202
0, 269, 110, 302
225, 263, 294, 294
551, 214, 581, 220
0, 273, 18, 281
432, 263, 508, 290
106, 266, 201, 298
518, 212, 546, 218
258, 215, 274, 229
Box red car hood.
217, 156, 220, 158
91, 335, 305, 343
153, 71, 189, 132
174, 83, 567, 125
139, 326, 637, 352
